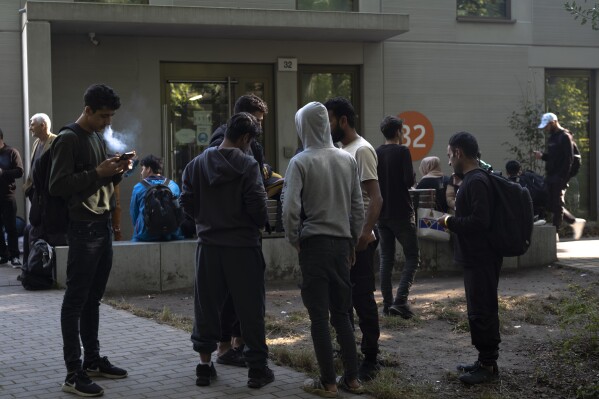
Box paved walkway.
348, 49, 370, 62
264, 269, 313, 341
0, 238, 596, 398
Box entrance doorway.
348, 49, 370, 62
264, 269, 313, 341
161, 63, 274, 184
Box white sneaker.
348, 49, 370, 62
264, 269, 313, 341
571, 218, 586, 240
533, 219, 546, 226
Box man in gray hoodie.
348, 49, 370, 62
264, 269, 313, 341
282, 102, 365, 397
180, 112, 273, 390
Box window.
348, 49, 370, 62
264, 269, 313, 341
457, 0, 510, 19
74, 0, 148, 4
297, 0, 355, 12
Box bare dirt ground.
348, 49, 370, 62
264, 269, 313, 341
107, 264, 599, 399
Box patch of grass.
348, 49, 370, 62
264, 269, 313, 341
269, 346, 318, 374
265, 310, 310, 337
557, 284, 599, 357
365, 367, 434, 399
423, 298, 470, 333
379, 314, 420, 330
106, 300, 193, 332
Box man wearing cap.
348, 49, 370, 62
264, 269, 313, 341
533, 112, 585, 239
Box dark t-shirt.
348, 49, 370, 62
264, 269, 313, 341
416, 176, 450, 213
376, 144, 415, 220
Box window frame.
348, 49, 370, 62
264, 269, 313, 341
296, 0, 357, 12
456, 0, 513, 23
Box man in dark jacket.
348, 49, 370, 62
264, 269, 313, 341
439, 131, 502, 385
181, 112, 274, 389
0, 128, 24, 267
533, 112, 585, 239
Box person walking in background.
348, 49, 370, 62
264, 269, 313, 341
416, 156, 450, 213
324, 97, 382, 381
438, 131, 502, 385
130, 154, 184, 242
376, 116, 420, 319
282, 102, 365, 397
533, 112, 585, 239
0, 127, 24, 267
50, 84, 131, 397
181, 112, 274, 389
23, 113, 56, 199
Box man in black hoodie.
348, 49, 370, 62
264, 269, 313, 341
181, 112, 273, 389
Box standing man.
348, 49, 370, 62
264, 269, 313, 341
181, 112, 274, 389
282, 102, 365, 397
438, 131, 501, 385
50, 84, 130, 397
533, 112, 585, 239
324, 97, 383, 381
376, 116, 420, 319
0, 127, 24, 267
23, 113, 57, 199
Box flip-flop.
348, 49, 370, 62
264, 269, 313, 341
302, 378, 338, 398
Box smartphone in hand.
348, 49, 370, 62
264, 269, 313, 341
119, 151, 136, 161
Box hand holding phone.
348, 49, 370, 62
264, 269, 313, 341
119, 151, 136, 161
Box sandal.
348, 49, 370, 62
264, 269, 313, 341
336, 375, 365, 395
302, 378, 338, 398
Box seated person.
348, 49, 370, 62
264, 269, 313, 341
505, 160, 546, 220
416, 156, 450, 213
130, 154, 184, 241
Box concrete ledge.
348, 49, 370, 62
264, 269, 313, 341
55, 225, 557, 294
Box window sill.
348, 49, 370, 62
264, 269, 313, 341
456, 16, 516, 24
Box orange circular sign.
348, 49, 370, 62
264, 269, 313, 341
397, 111, 434, 161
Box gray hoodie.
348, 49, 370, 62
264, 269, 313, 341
180, 146, 267, 247
281, 102, 364, 247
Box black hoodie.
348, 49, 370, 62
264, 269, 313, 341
180, 146, 267, 247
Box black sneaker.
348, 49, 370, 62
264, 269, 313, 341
382, 305, 390, 316
83, 356, 128, 379
195, 362, 217, 386
247, 365, 275, 388
456, 360, 480, 373
62, 370, 104, 397
358, 359, 380, 381
0, 256, 9, 265
389, 303, 415, 319
216, 346, 246, 367
459, 362, 499, 385
10, 257, 22, 268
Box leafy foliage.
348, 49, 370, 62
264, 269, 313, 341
457, 0, 508, 18
297, 0, 354, 11
565, 1, 599, 30
504, 99, 545, 174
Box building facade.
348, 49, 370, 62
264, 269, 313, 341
1, 0, 597, 239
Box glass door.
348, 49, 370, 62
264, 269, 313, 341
162, 63, 274, 184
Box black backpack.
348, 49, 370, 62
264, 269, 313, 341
29, 123, 91, 235
485, 170, 534, 257
142, 179, 183, 235
19, 239, 55, 290
518, 170, 547, 208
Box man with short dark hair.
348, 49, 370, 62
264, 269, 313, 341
50, 84, 131, 397
130, 154, 183, 242
324, 97, 383, 381
181, 112, 274, 389
438, 132, 502, 385
0, 127, 24, 267
376, 116, 420, 319
533, 112, 585, 239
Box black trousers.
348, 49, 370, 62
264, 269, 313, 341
349, 236, 380, 359
191, 244, 268, 369
463, 257, 503, 365
546, 178, 576, 228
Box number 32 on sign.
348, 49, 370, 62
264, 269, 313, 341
398, 111, 434, 161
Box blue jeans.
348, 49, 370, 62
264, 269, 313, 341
378, 217, 420, 308
299, 236, 358, 384
61, 220, 113, 372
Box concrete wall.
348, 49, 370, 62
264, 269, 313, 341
55, 225, 557, 294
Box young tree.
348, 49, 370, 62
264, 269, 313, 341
565, 1, 599, 30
